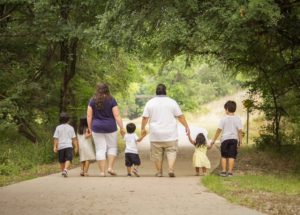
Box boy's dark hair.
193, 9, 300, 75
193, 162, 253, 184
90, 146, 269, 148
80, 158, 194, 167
126, 123, 136, 133
156, 84, 167, 95
59, 112, 69, 124
78, 117, 88, 135
224, 100, 237, 113
195, 133, 206, 148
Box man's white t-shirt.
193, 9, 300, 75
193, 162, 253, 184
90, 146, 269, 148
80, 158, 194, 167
142, 96, 183, 142
53, 124, 76, 150
124, 133, 139, 154
218, 115, 243, 142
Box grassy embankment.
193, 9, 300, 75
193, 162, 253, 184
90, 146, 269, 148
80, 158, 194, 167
202, 145, 300, 215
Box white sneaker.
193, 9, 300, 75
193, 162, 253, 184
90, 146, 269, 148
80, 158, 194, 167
62, 169, 68, 177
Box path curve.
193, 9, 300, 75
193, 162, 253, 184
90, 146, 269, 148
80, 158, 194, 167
0, 125, 263, 215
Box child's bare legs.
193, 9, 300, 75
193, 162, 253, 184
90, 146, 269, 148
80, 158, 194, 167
127, 166, 132, 175
132, 165, 140, 177
60, 163, 65, 172
64, 160, 71, 170
228, 158, 235, 173
195, 167, 200, 176
84, 161, 90, 173
202, 167, 207, 175
221, 157, 227, 172
80, 161, 85, 176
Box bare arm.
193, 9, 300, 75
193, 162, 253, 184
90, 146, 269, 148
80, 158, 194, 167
238, 129, 243, 146
53, 138, 58, 153
84, 128, 92, 138
187, 133, 195, 145
112, 106, 125, 136
72, 138, 78, 155
137, 131, 147, 142
211, 128, 222, 145
177, 115, 190, 136
141, 117, 149, 137
87, 106, 93, 132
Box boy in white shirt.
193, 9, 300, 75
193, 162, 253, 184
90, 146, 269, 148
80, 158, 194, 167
124, 123, 145, 177
211, 101, 243, 177
53, 112, 78, 177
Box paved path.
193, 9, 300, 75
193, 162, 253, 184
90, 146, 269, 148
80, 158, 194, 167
0, 126, 264, 215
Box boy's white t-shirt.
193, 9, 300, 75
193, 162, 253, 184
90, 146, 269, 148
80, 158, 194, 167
142, 96, 183, 142
53, 124, 76, 150
218, 115, 243, 142
124, 133, 139, 154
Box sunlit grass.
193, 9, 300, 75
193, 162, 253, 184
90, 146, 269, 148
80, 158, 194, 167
203, 174, 300, 197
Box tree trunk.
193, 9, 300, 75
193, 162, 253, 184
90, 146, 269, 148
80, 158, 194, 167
14, 116, 38, 143
271, 91, 281, 147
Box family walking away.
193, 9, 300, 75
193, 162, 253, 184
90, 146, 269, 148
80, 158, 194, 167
53, 112, 78, 177
52, 83, 243, 179
211, 100, 243, 177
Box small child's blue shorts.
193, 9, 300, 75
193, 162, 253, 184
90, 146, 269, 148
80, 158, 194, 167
125, 153, 141, 167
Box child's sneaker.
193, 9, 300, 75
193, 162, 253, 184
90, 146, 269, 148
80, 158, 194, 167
219, 171, 227, 177
227, 172, 233, 177
127, 173, 132, 177
62, 169, 68, 177
132, 168, 140, 177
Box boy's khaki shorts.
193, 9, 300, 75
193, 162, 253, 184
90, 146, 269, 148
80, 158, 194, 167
150, 140, 178, 161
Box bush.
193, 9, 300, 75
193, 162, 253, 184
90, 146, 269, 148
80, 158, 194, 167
0, 139, 56, 177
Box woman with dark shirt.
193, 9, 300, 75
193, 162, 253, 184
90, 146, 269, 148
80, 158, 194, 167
87, 83, 125, 176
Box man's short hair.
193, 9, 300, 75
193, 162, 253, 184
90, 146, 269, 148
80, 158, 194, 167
156, 84, 167, 95
224, 100, 237, 113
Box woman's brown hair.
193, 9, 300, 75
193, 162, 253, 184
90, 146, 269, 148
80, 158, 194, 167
93, 83, 112, 109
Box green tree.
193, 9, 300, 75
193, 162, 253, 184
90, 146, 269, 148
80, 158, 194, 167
96, 0, 300, 146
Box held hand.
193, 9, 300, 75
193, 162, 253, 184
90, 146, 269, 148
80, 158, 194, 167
120, 128, 126, 137
141, 128, 147, 137
185, 127, 190, 136
74, 147, 78, 155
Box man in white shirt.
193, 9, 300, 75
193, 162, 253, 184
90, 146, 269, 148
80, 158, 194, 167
141, 84, 190, 177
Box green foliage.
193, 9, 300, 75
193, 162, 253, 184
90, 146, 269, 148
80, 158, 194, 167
0, 139, 55, 176
97, 0, 300, 147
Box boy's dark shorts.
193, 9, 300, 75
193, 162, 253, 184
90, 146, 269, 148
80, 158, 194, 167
221, 139, 238, 159
125, 153, 141, 167
58, 147, 73, 163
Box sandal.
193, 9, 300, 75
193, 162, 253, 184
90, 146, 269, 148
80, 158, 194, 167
107, 169, 117, 176
80, 171, 84, 177
155, 172, 163, 177
84, 172, 89, 177
168, 172, 175, 177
